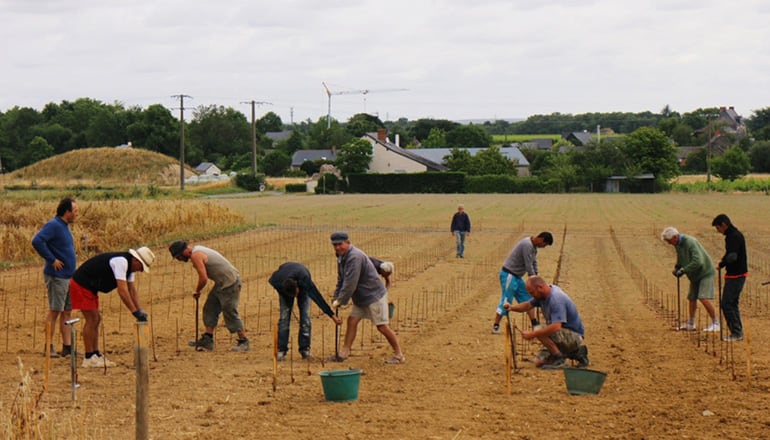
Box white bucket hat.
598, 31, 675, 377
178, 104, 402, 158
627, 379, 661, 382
129, 247, 156, 273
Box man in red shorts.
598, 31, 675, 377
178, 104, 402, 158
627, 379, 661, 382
70, 247, 155, 368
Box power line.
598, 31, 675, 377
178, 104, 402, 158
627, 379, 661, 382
171, 94, 192, 190
240, 100, 272, 175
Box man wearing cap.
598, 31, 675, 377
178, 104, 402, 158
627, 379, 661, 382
269, 262, 342, 361
70, 246, 155, 368
492, 232, 553, 334
330, 232, 405, 364
169, 241, 249, 352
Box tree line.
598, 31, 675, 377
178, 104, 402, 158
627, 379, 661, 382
2, 98, 770, 183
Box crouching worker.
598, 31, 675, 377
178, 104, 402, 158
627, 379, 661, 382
504, 275, 589, 369
269, 262, 342, 361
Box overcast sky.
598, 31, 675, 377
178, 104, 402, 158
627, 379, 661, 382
2, 0, 769, 125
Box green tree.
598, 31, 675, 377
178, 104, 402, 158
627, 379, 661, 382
25, 136, 55, 164
671, 123, 695, 146
275, 131, 307, 156
443, 148, 474, 173
541, 153, 578, 192
473, 146, 517, 175
255, 111, 283, 133
621, 127, 680, 180
346, 113, 384, 137
421, 128, 446, 148
188, 105, 251, 162
126, 104, 179, 156
749, 141, 770, 172
261, 150, 291, 176
711, 146, 751, 181
746, 107, 770, 132
446, 124, 491, 148
336, 138, 373, 176
682, 148, 707, 173
308, 117, 353, 150
408, 119, 459, 142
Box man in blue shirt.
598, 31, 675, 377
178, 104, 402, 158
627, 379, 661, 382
450, 204, 471, 258
32, 197, 78, 358
504, 275, 589, 369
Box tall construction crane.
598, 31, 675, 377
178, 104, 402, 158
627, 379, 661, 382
322, 82, 407, 128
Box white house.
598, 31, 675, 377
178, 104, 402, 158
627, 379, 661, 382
195, 162, 221, 176
363, 130, 447, 173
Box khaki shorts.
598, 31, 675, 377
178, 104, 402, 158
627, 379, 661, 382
350, 295, 389, 326
688, 275, 715, 301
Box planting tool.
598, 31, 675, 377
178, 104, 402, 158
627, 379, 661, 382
676, 276, 681, 330
65, 318, 81, 401
195, 295, 201, 351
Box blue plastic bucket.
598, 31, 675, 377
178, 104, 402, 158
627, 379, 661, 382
319, 369, 361, 402
563, 367, 607, 395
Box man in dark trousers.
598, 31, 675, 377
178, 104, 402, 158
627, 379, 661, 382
450, 204, 471, 258
712, 214, 748, 342
269, 262, 342, 360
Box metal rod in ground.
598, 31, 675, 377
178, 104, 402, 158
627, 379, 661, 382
272, 318, 278, 392
102, 321, 107, 375
44, 321, 51, 392
65, 318, 80, 402
135, 321, 150, 440
676, 277, 681, 329
718, 268, 724, 364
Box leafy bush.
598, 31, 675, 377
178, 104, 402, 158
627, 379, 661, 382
285, 183, 307, 193
234, 173, 266, 191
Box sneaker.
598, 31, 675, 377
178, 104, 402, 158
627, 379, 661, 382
572, 346, 590, 368
188, 335, 214, 351
540, 354, 567, 370
82, 354, 116, 368
491, 324, 500, 334
703, 322, 720, 332
299, 350, 312, 360
723, 334, 744, 342
276, 351, 287, 361
678, 322, 696, 331
59, 345, 77, 358
385, 355, 405, 364
231, 338, 250, 352
43, 345, 61, 358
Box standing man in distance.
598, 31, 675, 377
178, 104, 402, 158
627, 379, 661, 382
32, 197, 78, 358
712, 214, 748, 341
70, 246, 155, 367
169, 241, 250, 352
269, 261, 342, 361
450, 204, 471, 258
330, 232, 405, 364
661, 227, 720, 332
492, 232, 553, 334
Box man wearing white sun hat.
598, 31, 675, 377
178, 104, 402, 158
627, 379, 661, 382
70, 246, 155, 368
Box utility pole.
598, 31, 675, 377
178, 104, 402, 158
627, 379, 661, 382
172, 94, 192, 190
240, 100, 272, 175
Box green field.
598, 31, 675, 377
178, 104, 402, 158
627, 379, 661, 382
492, 134, 562, 143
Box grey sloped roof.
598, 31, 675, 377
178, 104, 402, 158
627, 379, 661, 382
564, 131, 594, 146
265, 130, 293, 141
195, 162, 217, 172
364, 133, 448, 171
291, 150, 336, 167
408, 146, 530, 167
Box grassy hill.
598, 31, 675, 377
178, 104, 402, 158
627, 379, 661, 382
3, 147, 196, 186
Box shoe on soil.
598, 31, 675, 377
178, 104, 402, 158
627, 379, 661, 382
385, 355, 405, 364
231, 338, 250, 352
326, 354, 347, 362
703, 322, 720, 332
723, 334, 744, 342
277, 351, 287, 361
540, 354, 567, 370
491, 324, 500, 334
572, 346, 590, 368
43, 345, 61, 358
188, 335, 214, 351
299, 350, 312, 360
82, 354, 115, 368
59, 345, 76, 358
678, 322, 696, 331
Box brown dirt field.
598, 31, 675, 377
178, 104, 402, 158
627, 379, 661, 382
3, 193, 770, 439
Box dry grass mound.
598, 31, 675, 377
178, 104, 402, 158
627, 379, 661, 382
4, 147, 196, 186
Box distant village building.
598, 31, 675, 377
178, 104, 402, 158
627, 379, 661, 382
195, 162, 221, 176
291, 150, 336, 170
363, 129, 447, 173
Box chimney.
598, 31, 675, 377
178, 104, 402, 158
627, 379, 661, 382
729, 106, 734, 110
377, 128, 387, 142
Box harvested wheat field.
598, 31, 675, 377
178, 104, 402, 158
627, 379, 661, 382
3, 193, 770, 439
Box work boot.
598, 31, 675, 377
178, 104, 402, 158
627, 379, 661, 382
573, 346, 590, 368
188, 334, 214, 351
540, 354, 567, 370
299, 350, 312, 360
231, 338, 250, 352
276, 351, 287, 361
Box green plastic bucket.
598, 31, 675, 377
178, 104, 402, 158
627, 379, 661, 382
388, 303, 396, 319
319, 369, 361, 402
563, 368, 607, 395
